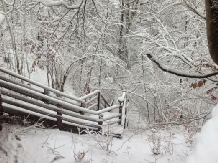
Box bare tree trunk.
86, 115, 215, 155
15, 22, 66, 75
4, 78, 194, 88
98, 59, 103, 87
79, 59, 84, 90
117, 0, 129, 68
205, 0, 218, 64
1, 0, 20, 74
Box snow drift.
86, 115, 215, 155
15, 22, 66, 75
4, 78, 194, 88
186, 104, 218, 163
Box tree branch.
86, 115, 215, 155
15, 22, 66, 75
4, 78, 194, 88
183, 0, 206, 20
37, 0, 82, 9
146, 54, 218, 78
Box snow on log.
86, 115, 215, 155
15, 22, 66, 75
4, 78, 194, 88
102, 113, 121, 121
80, 90, 100, 100
118, 92, 126, 103
0, 75, 80, 106
36, 0, 82, 9
1, 89, 99, 122
0, 75, 43, 93
0, 67, 84, 103
103, 119, 121, 126
96, 105, 120, 114
0, 79, 119, 115
3, 103, 98, 130
2, 99, 100, 128
0, 79, 96, 114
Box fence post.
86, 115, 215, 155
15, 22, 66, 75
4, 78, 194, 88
79, 102, 85, 115
118, 101, 122, 125
0, 93, 3, 131
43, 89, 49, 104
97, 92, 101, 110
57, 104, 62, 130
118, 92, 126, 127
124, 99, 128, 129
98, 114, 103, 131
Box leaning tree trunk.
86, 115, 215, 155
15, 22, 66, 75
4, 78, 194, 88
205, 0, 218, 64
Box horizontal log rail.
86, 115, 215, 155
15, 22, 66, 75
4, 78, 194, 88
82, 90, 111, 111
0, 75, 80, 107
2, 97, 99, 128
1, 89, 99, 122
2, 104, 99, 130
80, 90, 100, 100
0, 67, 84, 103
0, 68, 127, 132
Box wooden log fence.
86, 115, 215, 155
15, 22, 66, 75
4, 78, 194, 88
0, 68, 128, 132
0, 92, 3, 131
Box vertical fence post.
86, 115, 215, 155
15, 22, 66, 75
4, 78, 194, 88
118, 92, 126, 127
0, 93, 3, 131
79, 102, 85, 115
118, 101, 122, 125
97, 92, 101, 110
123, 99, 128, 129
124, 109, 127, 129
57, 104, 62, 130
43, 89, 49, 104
98, 114, 103, 132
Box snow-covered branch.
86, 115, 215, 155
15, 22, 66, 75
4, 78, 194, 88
146, 53, 218, 78
183, 0, 206, 20
36, 0, 82, 9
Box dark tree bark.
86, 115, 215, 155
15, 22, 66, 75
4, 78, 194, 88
205, 0, 218, 64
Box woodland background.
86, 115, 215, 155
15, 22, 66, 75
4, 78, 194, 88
0, 0, 216, 131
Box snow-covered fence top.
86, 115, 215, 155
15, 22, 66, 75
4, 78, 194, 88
0, 68, 128, 132
0, 67, 84, 103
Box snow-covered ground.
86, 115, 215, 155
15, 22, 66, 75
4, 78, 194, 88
186, 104, 218, 163
0, 124, 191, 163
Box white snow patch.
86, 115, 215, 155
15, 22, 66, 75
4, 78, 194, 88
0, 13, 5, 24
186, 104, 218, 163
30, 68, 48, 86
